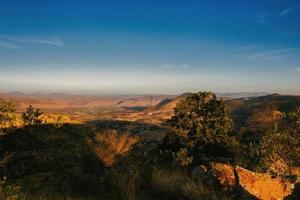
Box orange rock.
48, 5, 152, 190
208, 162, 295, 200
236, 166, 294, 200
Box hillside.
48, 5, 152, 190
0, 92, 300, 200
1, 92, 299, 126
139, 93, 300, 125
229, 94, 300, 129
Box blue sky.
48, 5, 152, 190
0, 0, 300, 95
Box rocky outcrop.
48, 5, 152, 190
205, 162, 295, 200
236, 166, 294, 200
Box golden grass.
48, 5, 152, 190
0, 113, 80, 129
41, 114, 80, 125
91, 130, 139, 167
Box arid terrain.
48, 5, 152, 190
0, 91, 271, 123
0, 91, 300, 200
1, 1, 300, 199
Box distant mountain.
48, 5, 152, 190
217, 92, 270, 99
229, 94, 300, 129
2, 91, 299, 127
117, 95, 175, 108
142, 92, 268, 118
0, 92, 173, 111
140, 93, 300, 125
7, 92, 28, 97
30, 92, 78, 99
140, 93, 192, 123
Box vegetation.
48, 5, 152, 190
22, 105, 43, 125
151, 167, 231, 200
90, 130, 139, 167
0, 92, 299, 199
0, 101, 16, 133
163, 92, 234, 166
0, 177, 27, 200
241, 106, 300, 175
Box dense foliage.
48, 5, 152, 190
164, 92, 234, 166
168, 92, 232, 144
246, 107, 300, 174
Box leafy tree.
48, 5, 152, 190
165, 92, 233, 166
242, 107, 300, 175
168, 92, 232, 143
0, 101, 16, 132
245, 125, 298, 175
22, 105, 43, 125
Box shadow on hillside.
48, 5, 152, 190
0, 120, 262, 200
0, 119, 168, 198
0, 123, 106, 198
121, 106, 148, 111
88, 119, 168, 145
88, 119, 167, 135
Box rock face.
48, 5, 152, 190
236, 166, 294, 200
208, 162, 295, 200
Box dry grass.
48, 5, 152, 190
151, 168, 226, 200
91, 130, 139, 167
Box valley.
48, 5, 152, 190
0, 91, 299, 199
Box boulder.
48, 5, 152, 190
207, 162, 295, 200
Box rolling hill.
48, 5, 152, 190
1, 92, 299, 126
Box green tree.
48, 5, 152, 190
168, 92, 232, 144
22, 105, 43, 125
166, 92, 233, 166
246, 125, 299, 175
243, 107, 300, 175
0, 101, 16, 132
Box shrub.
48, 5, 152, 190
22, 105, 43, 125
0, 101, 16, 132
0, 177, 27, 200
240, 124, 299, 175
90, 130, 139, 167
104, 167, 141, 200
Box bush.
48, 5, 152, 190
22, 105, 43, 125
89, 130, 139, 167
0, 177, 27, 200
0, 101, 16, 132
239, 124, 300, 174
164, 92, 234, 166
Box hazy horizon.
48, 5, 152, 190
1, 1, 300, 95
0, 89, 277, 97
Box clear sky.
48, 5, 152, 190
0, 0, 300, 95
